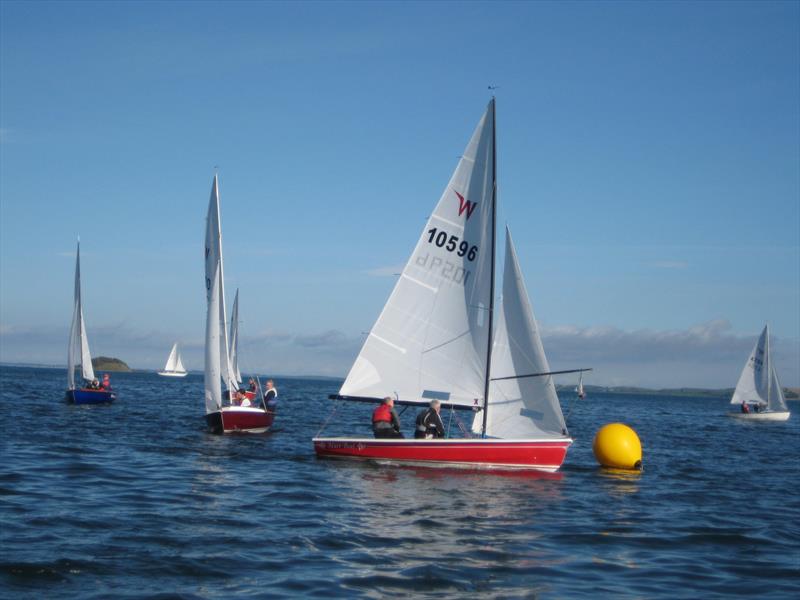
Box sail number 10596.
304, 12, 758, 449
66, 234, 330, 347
426, 227, 478, 262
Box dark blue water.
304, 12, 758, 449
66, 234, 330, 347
1, 365, 798, 598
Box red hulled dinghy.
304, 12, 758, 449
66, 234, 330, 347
203, 175, 274, 434
314, 100, 587, 472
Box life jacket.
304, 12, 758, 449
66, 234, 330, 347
373, 404, 392, 423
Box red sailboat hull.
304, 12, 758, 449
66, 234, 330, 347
313, 437, 572, 472
206, 406, 275, 434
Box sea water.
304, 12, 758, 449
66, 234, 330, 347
1, 365, 798, 598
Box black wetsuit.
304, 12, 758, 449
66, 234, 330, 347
414, 408, 445, 439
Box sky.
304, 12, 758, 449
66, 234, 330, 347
1, 0, 798, 387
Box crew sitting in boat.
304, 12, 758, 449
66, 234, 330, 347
234, 388, 251, 407
415, 400, 445, 439
372, 396, 403, 438
100, 373, 111, 390
263, 380, 278, 409
87, 378, 101, 390
248, 378, 257, 394
741, 401, 750, 414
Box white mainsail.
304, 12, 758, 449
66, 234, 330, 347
67, 240, 95, 390
229, 289, 242, 384
731, 325, 770, 406
204, 175, 238, 397
472, 228, 568, 439
339, 100, 496, 408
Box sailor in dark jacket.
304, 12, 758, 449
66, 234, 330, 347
415, 400, 445, 439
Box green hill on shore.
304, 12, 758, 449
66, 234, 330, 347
91, 356, 131, 372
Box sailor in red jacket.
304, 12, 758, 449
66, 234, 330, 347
372, 396, 404, 438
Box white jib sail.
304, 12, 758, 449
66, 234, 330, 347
730, 324, 770, 405
204, 175, 238, 393
173, 348, 186, 374
229, 289, 242, 384
473, 227, 568, 439
204, 263, 223, 413
769, 366, 789, 413
339, 100, 496, 408
67, 240, 95, 390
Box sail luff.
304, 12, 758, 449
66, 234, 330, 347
481, 97, 497, 438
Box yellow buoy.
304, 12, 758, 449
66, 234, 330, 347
593, 423, 642, 470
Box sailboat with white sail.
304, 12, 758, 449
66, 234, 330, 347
158, 343, 187, 377
65, 240, 115, 404
729, 324, 790, 421
203, 175, 274, 433
313, 99, 588, 471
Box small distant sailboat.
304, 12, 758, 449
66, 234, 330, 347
729, 324, 790, 421
314, 100, 588, 472
65, 240, 115, 405
158, 343, 187, 377
576, 372, 586, 399
203, 175, 274, 434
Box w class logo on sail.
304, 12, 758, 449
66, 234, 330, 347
454, 190, 478, 220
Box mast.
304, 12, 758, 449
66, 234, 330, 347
481, 97, 497, 438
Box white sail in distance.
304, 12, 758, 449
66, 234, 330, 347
67, 240, 95, 390
229, 289, 242, 384
473, 228, 568, 439
204, 175, 238, 393
163, 343, 187, 374
339, 100, 496, 408
731, 325, 770, 405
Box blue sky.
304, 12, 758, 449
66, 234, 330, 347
1, 0, 798, 387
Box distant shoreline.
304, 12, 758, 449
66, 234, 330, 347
3, 361, 797, 399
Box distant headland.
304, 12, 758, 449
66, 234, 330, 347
91, 356, 132, 372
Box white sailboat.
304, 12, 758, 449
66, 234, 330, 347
66, 240, 115, 404
729, 324, 790, 421
314, 99, 588, 471
203, 175, 273, 433
576, 372, 586, 399
158, 343, 187, 377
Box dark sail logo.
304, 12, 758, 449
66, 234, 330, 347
454, 190, 477, 220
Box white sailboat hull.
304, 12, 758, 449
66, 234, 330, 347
158, 370, 188, 377
728, 411, 791, 422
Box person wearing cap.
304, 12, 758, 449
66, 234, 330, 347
415, 400, 445, 439
100, 373, 111, 391
372, 396, 403, 438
